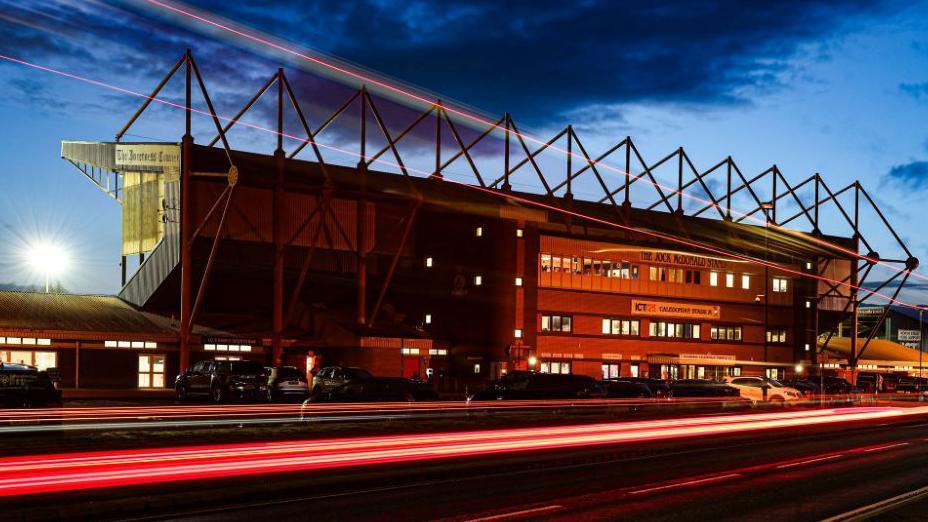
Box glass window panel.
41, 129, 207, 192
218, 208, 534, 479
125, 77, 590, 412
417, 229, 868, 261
118, 341, 131, 348
10, 351, 31, 365
602, 319, 610, 334
138, 373, 150, 388
562, 316, 571, 332
37, 339, 51, 346
725, 273, 734, 288
710, 272, 719, 286
153, 374, 165, 388
138, 356, 150, 372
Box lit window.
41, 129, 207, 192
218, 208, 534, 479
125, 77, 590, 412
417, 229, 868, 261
131, 341, 145, 348
218, 344, 228, 351
766, 329, 787, 343
205, 344, 216, 351
514, 329, 523, 339
145, 342, 157, 349
725, 273, 734, 288
138, 354, 165, 388
806, 262, 813, 270
425, 313, 432, 324
710, 271, 719, 287
728, 366, 742, 377
602, 318, 640, 336
22, 338, 36, 345
515, 277, 523, 287
228, 345, 240, 352
474, 275, 483, 286
118, 341, 131, 348
741, 274, 750, 289
401, 347, 420, 355
37, 339, 51, 346
240, 345, 252, 352
516, 228, 524, 238
804, 343, 810, 351
6, 338, 21, 345
475, 226, 483, 237
105, 340, 118, 348
474, 363, 481, 374
772, 277, 788, 292
541, 315, 571, 333
805, 300, 812, 309
425, 257, 433, 268
602, 363, 620, 379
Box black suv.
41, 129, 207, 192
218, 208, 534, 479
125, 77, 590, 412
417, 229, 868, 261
175, 360, 268, 402
471, 371, 604, 401
0, 363, 61, 407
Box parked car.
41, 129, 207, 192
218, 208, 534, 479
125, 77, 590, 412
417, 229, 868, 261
311, 366, 372, 396
614, 377, 672, 398
723, 376, 803, 403
785, 378, 819, 397
175, 360, 268, 402
668, 379, 740, 398
471, 371, 604, 401
897, 376, 928, 393
265, 366, 309, 401
881, 373, 901, 393
307, 377, 439, 403
856, 372, 883, 393
600, 379, 653, 399
0, 363, 61, 407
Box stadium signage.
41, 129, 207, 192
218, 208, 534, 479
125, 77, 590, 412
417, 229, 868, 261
631, 299, 721, 320
639, 251, 728, 269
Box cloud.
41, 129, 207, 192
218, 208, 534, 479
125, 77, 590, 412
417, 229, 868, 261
900, 82, 928, 101
887, 160, 928, 189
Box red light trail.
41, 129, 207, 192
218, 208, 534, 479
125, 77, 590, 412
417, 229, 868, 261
141, 0, 926, 286
0, 52, 921, 310
0, 407, 923, 497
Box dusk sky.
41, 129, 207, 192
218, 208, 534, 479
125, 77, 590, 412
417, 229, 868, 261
2, 0, 928, 304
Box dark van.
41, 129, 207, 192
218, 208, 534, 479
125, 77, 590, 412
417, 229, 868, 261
0, 363, 61, 407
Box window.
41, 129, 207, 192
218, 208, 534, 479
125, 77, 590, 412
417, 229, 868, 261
425, 314, 432, 324
804, 343, 810, 352
602, 363, 620, 379
601, 318, 640, 336
772, 277, 788, 292
649, 321, 700, 339
766, 368, 783, 380
475, 226, 483, 237
541, 315, 572, 333
516, 228, 524, 238
684, 270, 702, 285
214, 355, 241, 361
541, 254, 552, 272
425, 257, 433, 268
401, 348, 420, 355
0, 350, 57, 370
138, 354, 165, 388
728, 366, 742, 377
766, 329, 787, 343
429, 348, 448, 356
710, 326, 743, 341
474, 363, 481, 374
540, 361, 571, 374
725, 273, 734, 288
474, 275, 483, 286
710, 271, 719, 287
741, 274, 750, 289
515, 277, 523, 286
805, 261, 813, 270
649, 266, 658, 281
805, 300, 812, 309
629, 363, 640, 377
514, 329, 523, 339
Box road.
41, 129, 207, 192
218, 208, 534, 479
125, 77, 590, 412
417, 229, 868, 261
3, 405, 928, 521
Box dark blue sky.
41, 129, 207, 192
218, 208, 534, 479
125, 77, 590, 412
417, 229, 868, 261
2, 0, 928, 302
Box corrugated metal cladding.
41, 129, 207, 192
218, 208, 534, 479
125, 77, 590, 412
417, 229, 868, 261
120, 180, 181, 307
192, 182, 375, 252
60, 141, 116, 170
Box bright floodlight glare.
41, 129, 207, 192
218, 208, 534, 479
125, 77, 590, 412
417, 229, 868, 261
26, 241, 69, 292
27, 242, 68, 275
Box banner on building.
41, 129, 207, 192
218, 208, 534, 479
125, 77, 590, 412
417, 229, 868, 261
117, 144, 180, 255
631, 299, 721, 320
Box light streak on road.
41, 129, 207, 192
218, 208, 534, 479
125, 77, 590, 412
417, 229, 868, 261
0, 406, 925, 497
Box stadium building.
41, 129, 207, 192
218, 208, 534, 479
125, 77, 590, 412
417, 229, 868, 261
7, 51, 918, 396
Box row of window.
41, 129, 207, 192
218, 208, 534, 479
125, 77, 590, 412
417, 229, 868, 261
0, 337, 52, 346
105, 340, 158, 349
540, 255, 641, 279
539, 254, 790, 292
540, 314, 787, 343
204, 343, 252, 352
401, 347, 449, 356
546, 362, 755, 379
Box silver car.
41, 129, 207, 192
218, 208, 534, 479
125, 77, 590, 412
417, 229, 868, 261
265, 366, 309, 402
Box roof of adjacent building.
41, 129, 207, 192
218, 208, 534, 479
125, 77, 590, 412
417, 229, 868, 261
0, 290, 177, 336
